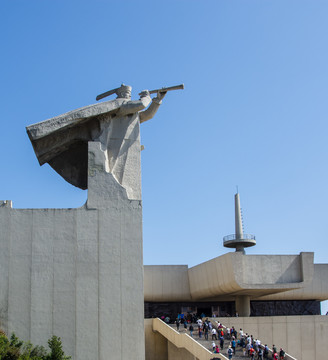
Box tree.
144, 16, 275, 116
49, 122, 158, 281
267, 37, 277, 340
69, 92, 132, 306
0, 330, 70, 360
46, 337, 70, 360
3, 333, 23, 360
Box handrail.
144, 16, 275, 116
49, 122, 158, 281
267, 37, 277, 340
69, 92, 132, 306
153, 318, 228, 360
223, 234, 256, 241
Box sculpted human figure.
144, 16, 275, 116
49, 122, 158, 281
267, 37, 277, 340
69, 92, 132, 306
90, 84, 167, 199
26, 84, 169, 199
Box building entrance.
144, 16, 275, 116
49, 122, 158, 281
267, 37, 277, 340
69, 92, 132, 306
144, 301, 236, 320
197, 306, 212, 318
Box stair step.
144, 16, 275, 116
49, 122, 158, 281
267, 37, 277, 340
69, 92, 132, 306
170, 324, 245, 359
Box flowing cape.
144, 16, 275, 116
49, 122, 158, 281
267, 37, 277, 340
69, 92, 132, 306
26, 99, 126, 189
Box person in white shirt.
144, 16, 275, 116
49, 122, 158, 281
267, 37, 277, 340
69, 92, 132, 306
256, 339, 261, 346
196, 318, 203, 328
211, 328, 217, 340
212, 341, 216, 352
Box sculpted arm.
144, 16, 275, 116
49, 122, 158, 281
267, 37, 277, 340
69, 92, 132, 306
117, 94, 152, 116
139, 91, 167, 123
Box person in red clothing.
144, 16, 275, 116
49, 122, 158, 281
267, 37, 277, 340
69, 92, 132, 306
273, 352, 279, 360
249, 347, 255, 360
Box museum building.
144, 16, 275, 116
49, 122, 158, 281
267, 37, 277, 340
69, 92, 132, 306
144, 193, 328, 320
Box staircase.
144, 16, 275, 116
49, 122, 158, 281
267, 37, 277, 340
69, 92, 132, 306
153, 318, 298, 360
169, 322, 244, 360
153, 318, 229, 360
194, 334, 244, 360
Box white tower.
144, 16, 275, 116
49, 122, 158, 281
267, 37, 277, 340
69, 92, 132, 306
223, 192, 256, 254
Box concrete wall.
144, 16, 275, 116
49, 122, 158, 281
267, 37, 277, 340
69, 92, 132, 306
188, 252, 315, 299
145, 319, 168, 360
145, 320, 197, 360
0, 202, 144, 360
241, 255, 302, 284
0, 141, 145, 360
167, 342, 196, 360
188, 253, 242, 299
256, 264, 328, 301
144, 252, 328, 302
215, 315, 328, 360
144, 266, 192, 302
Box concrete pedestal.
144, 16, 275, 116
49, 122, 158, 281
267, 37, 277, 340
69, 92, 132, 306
0, 141, 145, 360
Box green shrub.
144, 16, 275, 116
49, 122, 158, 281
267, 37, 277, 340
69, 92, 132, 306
19, 342, 48, 360
0, 332, 10, 359
3, 333, 24, 360
0, 331, 70, 360
29, 345, 48, 360
45, 336, 70, 360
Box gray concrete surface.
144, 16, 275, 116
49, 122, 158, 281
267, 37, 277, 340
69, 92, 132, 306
0, 85, 170, 360
0, 143, 144, 359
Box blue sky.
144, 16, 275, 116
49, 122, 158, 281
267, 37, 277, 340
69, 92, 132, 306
1, 1, 327, 312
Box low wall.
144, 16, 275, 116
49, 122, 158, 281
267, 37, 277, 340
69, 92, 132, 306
215, 315, 328, 360
145, 319, 168, 360
0, 200, 144, 360
145, 318, 227, 360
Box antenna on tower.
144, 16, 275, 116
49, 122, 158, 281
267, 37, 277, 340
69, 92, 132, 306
241, 207, 245, 232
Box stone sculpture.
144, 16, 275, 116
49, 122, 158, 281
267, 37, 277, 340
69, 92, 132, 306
2, 81, 328, 360
0, 83, 182, 360
26, 84, 170, 200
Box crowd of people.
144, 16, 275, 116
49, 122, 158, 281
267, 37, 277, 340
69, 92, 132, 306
173, 316, 286, 360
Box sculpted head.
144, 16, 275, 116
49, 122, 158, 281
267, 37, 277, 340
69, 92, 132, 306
116, 84, 132, 99
139, 90, 150, 98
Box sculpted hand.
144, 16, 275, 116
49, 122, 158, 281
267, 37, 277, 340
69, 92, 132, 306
153, 91, 167, 104
156, 91, 167, 101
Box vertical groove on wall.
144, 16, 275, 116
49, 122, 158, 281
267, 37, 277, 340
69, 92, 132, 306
286, 317, 288, 358
74, 210, 77, 360
300, 318, 303, 360
6, 209, 12, 336
120, 208, 123, 357
29, 210, 33, 341
97, 209, 100, 360
314, 316, 316, 360
52, 211, 55, 336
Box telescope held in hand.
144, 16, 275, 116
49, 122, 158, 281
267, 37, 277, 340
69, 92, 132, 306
96, 84, 184, 101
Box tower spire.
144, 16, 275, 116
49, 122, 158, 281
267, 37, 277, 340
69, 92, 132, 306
235, 192, 243, 238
